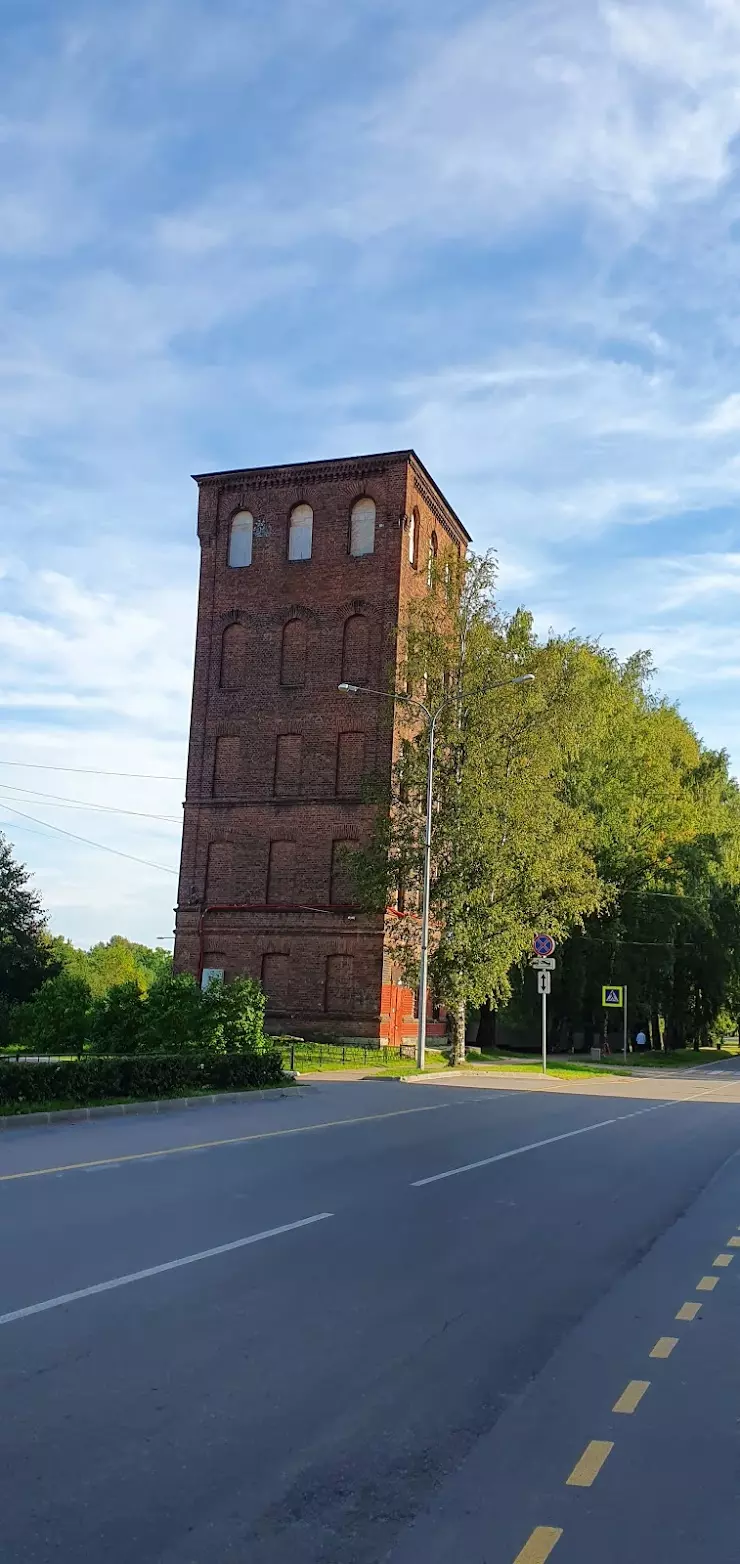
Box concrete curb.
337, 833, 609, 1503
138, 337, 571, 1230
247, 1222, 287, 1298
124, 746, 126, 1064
0, 1083, 316, 1132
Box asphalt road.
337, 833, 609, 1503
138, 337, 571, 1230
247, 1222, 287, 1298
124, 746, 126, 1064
2, 1074, 740, 1563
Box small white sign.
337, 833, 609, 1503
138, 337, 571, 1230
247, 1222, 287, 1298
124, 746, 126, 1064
537, 970, 551, 995
530, 957, 556, 970
201, 967, 224, 990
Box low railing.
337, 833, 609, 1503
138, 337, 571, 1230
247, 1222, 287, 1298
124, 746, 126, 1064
277, 1039, 418, 1071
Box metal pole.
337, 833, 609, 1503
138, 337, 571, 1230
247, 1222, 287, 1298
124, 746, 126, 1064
417, 711, 436, 1072
623, 984, 628, 1062
542, 986, 547, 1074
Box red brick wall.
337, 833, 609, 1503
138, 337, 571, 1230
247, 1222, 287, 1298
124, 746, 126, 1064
174, 451, 468, 1041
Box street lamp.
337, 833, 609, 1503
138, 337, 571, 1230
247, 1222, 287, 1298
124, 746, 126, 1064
339, 673, 535, 1069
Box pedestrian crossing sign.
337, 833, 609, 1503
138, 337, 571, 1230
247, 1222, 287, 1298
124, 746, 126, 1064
602, 985, 623, 1007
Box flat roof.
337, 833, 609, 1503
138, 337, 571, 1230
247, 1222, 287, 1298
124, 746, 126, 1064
192, 448, 471, 542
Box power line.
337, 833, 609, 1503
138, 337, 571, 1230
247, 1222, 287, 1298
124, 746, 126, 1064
0, 782, 180, 823
0, 802, 178, 875
0, 759, 183, 781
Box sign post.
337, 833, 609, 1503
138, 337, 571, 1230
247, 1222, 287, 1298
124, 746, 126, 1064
537, 969, 551, 1074
533, 935, 556, 1074
601, 984, 627, 1059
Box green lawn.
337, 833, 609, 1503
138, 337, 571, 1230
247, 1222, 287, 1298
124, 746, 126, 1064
294, 1049, 447, 1075
623, 1045, 740, 1069
460, 1055, 631, 1078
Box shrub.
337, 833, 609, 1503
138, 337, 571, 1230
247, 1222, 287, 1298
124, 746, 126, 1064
0, 1048, 285, 1113
202, 976, 267, 1053
140, 971, 208, 1053
89, 981, 146, 1055
9, 973, 93, 1055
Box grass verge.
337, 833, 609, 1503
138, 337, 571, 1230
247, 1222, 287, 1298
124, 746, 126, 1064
624, 1046, 739, 1069
460, 1055, 630, 1078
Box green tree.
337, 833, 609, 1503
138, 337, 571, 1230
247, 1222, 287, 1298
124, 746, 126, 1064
0, 831, 58, 1024
89, 981, 146, 1055
10, 973, 93, 1056
142, 972, 208, 1053
355, 555, 603, 1062
50, 933, 172, 998
202, 976, 267, 1053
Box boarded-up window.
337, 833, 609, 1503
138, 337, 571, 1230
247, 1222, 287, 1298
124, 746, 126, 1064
288, 504, 313, 561
330, 839, 359, 906
325, 954, 353, 1014
336, 731, 365, 796
349, 497, 376, 557
408, 509, 419, 568
228, 511, 253, 567
341, 615, 369, 685
266, 839, 296, 904
213, 736, 241, 797
280, 619, 307, 687
261, 952, 290, 1013
274, 734, 302, 796
205, 841, 233, 902
220, 623, 247, 690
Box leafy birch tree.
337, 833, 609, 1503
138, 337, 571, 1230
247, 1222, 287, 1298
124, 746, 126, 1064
354, 554, 604, 1061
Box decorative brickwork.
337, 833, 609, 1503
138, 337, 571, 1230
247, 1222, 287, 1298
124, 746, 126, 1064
174, 450, 470, 1043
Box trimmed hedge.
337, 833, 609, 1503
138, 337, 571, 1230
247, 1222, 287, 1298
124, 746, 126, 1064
0, 1049, 284, 1113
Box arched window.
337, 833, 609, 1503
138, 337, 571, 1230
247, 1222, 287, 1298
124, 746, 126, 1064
408, 509, 419, 569
349, 497, 376, 557
280, 618, 307, 687
228, 511, 253, 567
341, 614, 369, 685
288, 503, 313, 561
220, 623, 248, 689
427, 531, 438, 587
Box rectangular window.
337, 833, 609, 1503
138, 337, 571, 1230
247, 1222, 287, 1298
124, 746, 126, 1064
261, 952, 290, 1013
325, 953, 353, 1014
330, 839, 359, 906
205, 842, 233, 902
213, 735, 241, 797
335, 731, 366, 796
266, 839, 296, 905
274, 734, 302, 796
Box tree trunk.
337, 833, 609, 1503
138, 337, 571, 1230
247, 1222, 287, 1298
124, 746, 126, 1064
650, 1012, 662, 1052
450, 998, 466, 1066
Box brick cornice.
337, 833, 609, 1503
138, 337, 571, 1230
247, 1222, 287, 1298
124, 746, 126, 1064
198, 459, 398, 494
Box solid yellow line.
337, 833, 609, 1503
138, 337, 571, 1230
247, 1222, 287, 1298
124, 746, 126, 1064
566, 1440, 613, 1487
676, 1302, 701, 1321
714, 1253, 733, 1267
697, 1275, 719, 1291
613, 1379, 650, 1414
512, 1526, 563, 1564
726, 1237, 740, 1248
650, 1336, 678, 1359
0, 1102, 453, 1183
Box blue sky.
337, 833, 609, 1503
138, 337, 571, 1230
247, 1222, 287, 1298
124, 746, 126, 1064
3, 0, 740, 948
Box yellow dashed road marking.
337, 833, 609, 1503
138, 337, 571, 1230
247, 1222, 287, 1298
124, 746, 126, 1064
676, 1302, 701, 1321
513, 1526, 563, 1563
613, 1379, 650, 1414
714, 1253, 733, 1267
650, 1336, 678, 1359
566, 1440, 614, 1487
697, 1276, 719, 1291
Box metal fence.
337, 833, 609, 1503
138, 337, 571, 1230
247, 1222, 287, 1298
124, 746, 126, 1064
277, 1040, 418, 1071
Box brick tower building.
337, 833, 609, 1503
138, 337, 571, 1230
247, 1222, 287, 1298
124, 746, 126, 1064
174, 450, 470, 1045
